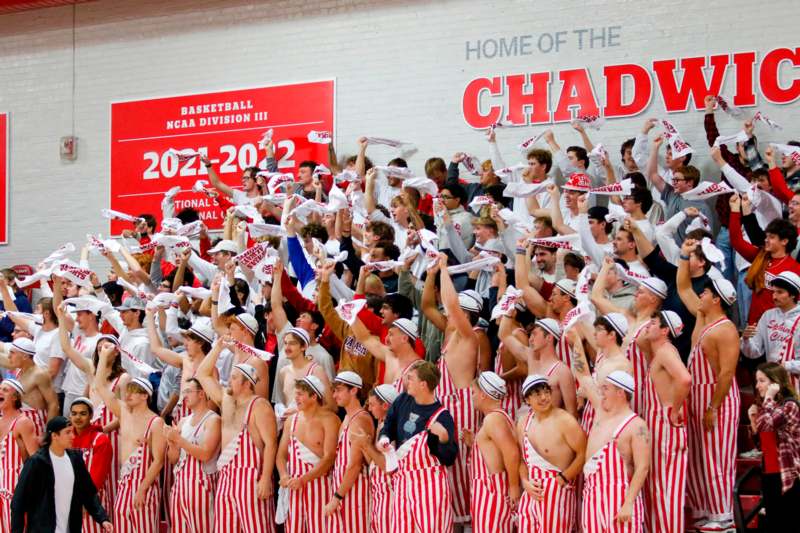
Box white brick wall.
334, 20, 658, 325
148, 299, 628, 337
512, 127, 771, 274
0, 0, 798, 265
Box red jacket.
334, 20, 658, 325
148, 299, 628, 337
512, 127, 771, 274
71, 424, 112, 491
768, 167, 795, 205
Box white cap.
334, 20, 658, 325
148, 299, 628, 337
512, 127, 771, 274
603, 312, 629, 338
116, 297, 147, 311
334, 370, 363, 389
208, 239, 239, 254
774, 271, 800, 294
458, 290, 483, 313
710, 278, 737, 305
182, 319, 215, 345
70, 396, 94, 410
3, 378, 24, 396
130, 377, 154, 397
606, 370, 635, 394
554, 279, 577, 299
536, 318, 562, 339
233, 363, 258, 386
660, 310, 684, 338
477, 371, 507, 400
639, 277, 668, 300
373, 384, 399, 404
298, 375, 325, 399
522, 374, 549, 396
10, 338, 36, 357
235, 313, 258, 335
286, 327, 310, 347
65, 296, 108, 315
392, 318, 418, 341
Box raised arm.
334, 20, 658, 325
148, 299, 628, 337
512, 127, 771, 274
56, 305, 95, 375
547, 185, 575, 235
676, 239, 701, 317
350, 318, 392, 362
421, 261, 447, 332
196, 339, 225, 406
498, 315, 531, 364
201, 154, 235, 198
514, 243, 549, 317
269, 261, 290, 332
647, 135, 667, 192
145, 310, 182, 368
590, 257, 626, 315
93, 344, 121, 418
438, 254, 476, 339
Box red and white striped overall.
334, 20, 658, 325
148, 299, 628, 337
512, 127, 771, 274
0, 415, 24, 532
582, 413, 644, 533
284, 411, 330, 533
215, 397, 274, 533
392, 360, 416, 393
642, 369, 687, 533
436, 354, 481, 524
470, 409, 515, 533
327, 408, 370, 533
495, 342, 523, 420
369, 420, 393, 533
518, 411, 576, 532
170, 410, 217, 533
685, 317, 740, 525
625, 322, 649, 417
81, 432, 109, 533
12, 369, 47, 437
780, 314, 800, 390
93, 375, 121, 513
556, 329, 573, 370
114, 415, 160, 533
391, 406, 453, 533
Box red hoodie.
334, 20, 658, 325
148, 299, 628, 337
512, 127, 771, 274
71, 424, 112, 491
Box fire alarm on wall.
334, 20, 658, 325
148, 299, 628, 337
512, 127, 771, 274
60, 135, 77, 160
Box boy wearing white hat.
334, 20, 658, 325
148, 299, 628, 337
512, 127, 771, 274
197, 341, 278, 532
0, 337, 59, 436
225, 312, 270, 400
638, 310, 691, 533
499, 316, 578, 418
422, 254, 481, 526
93, 343, 166, 533
351, 316, 420, 393
0, 378, 38, 531
581, 371, 650, 533
466, 372, 520, 533
274, 326, 333, 411
516, 374, 586, 533
277, 375, 340, 533
592, 256, 666, 416
324, 371, 373, 532
677, 240, 741, 532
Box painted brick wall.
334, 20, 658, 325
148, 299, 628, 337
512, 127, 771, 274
0, 0, 797, 265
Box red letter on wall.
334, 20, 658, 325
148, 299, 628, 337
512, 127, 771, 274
653, 55, 729, 112
732, 51, 757, 106
553, 69, 600, 122
603, 64, 652, 118
462, 77, 503, 129
760, 47, 800, 104
505, 72, 551, 125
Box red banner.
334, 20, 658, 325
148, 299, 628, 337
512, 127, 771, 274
110, 80, 335, 235
0, 113, 7, 245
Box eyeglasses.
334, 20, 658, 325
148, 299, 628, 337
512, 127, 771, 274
672, 177, 687, 183
439, 194, 455, 200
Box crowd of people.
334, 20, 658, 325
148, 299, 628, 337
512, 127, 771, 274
2, 93, 800, 533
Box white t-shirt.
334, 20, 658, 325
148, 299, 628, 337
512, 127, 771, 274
62, 330, 100, 396
32, 327, 65, 392
50, 450, 75, 533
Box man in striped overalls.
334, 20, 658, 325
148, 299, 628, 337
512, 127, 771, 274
0, 379, 38, 531
1, 337, 59, 436
324, 371, 373, 532
677, 245, 741, 533
357, 360, 458, 532
164, 377, 221, 533
581, 371, 650, 532
466, 371, 520, 533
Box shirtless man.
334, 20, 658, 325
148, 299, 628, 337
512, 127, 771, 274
275, 327, 333, 411
422, 253, 480, 527
591, 256, 667, 415
570, 313, 632, 433
225, 312, 270, 399
94, 344, 166, 533
164, 377, 221, 533
465, 371, 521, 533
0, 379, 38, 531
324, 371, 374, 532
277, 375, 340, 533
147, 312, 217, 421
677, 239, 741, 533
517, 375, 586, 533
351, 316, 420, 392
637, 310, 691, 533
197, 340, 277, 532
0, 337, 59, 435
499, 316, 577, 417
580, 370, 650, 532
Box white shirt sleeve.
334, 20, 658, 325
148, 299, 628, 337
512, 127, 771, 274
654, 211, 686, 265
742, 314, 769, 359
488, 141, 507, 172
188, 252, 218, 284
577, 214, 605, 267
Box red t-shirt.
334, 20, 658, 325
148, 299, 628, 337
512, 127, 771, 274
72, 424, 112, 490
